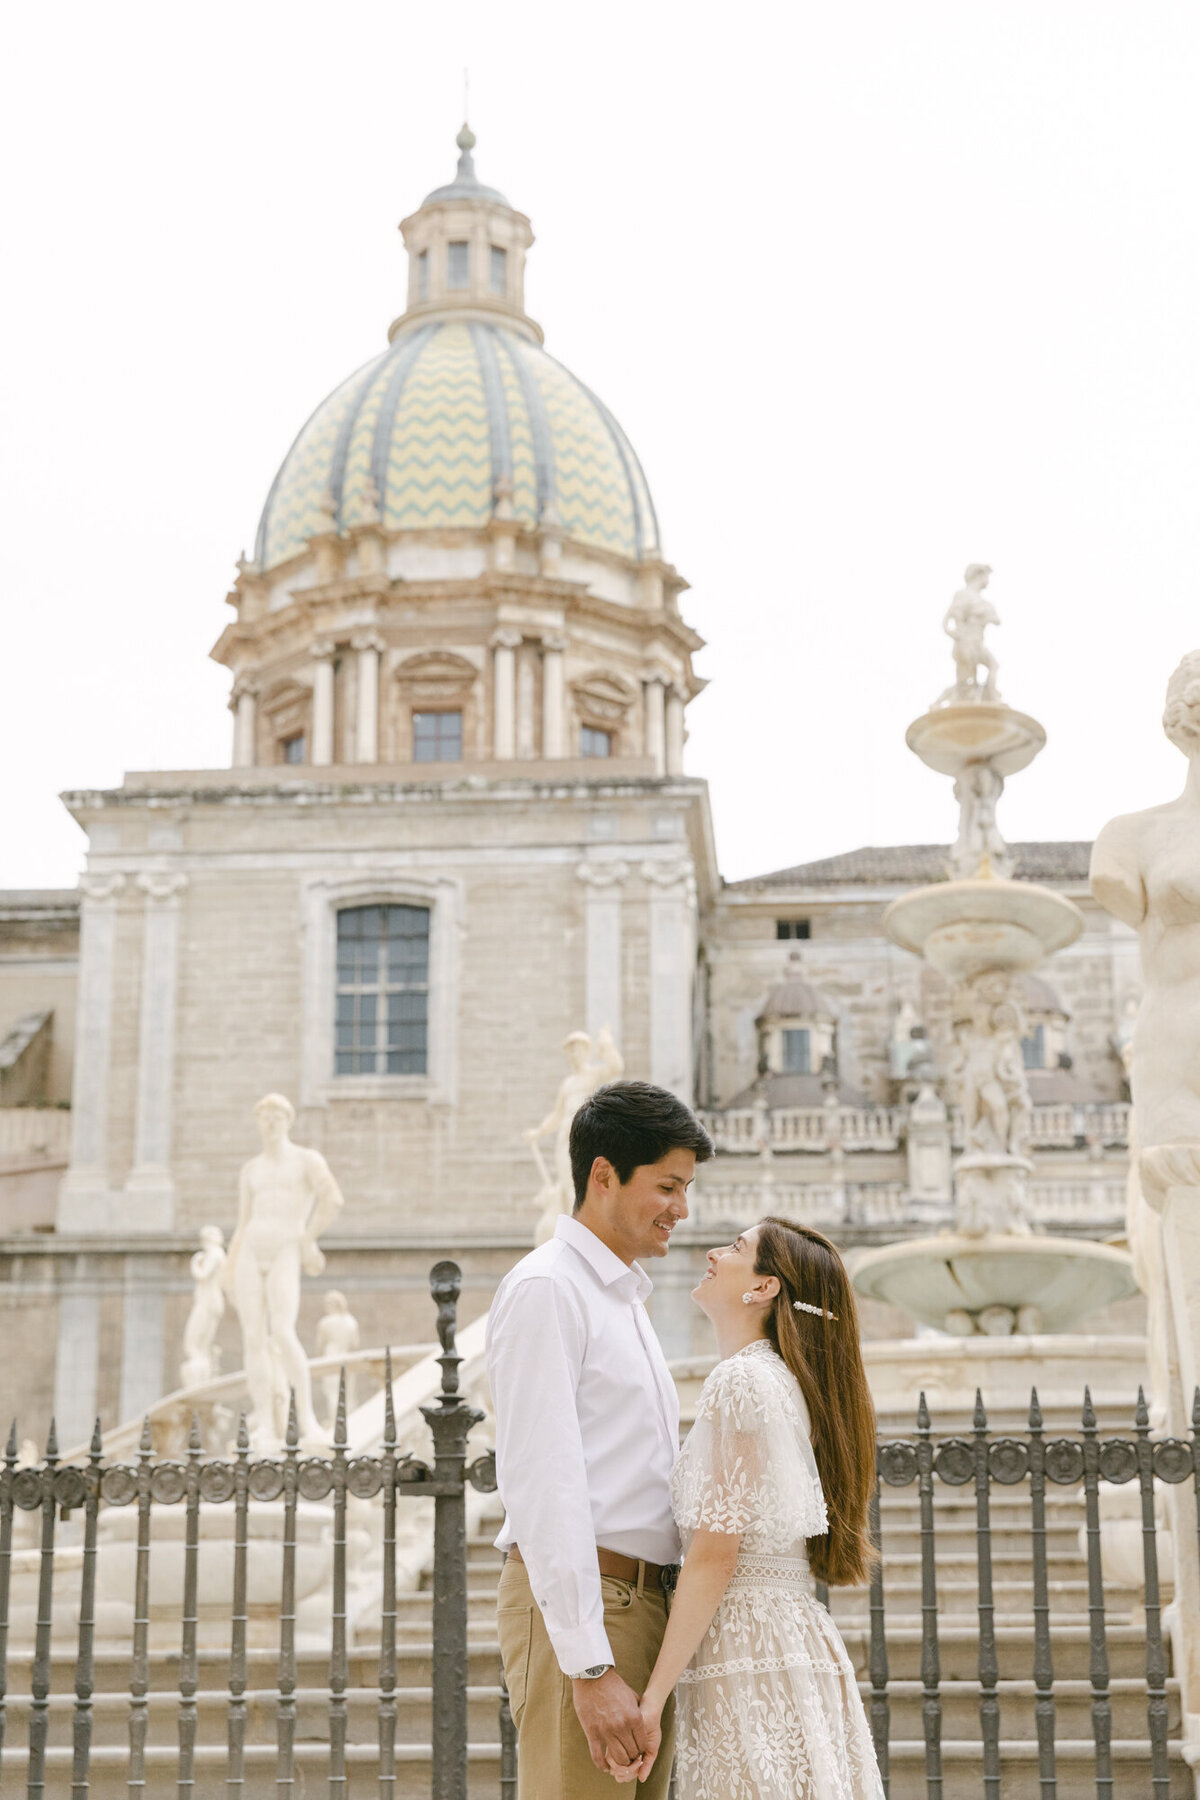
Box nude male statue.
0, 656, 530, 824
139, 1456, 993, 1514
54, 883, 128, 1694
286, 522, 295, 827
180, 1225, 226, 1390
524, 1028, 624, 1244
224, 1094, 345, 1444
939, 564, 1001, 703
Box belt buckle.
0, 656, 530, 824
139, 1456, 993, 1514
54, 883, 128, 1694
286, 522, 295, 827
659, 1563, 680, 1597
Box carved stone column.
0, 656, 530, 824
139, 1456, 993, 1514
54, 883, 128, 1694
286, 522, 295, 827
516, 642, 537, 759
665, 686, 687, 776
232, 681, 258, 768
644, 675, 667, 775
492, 629, 522, 760
58, 873, 126, 1232
541, 635, 567, 759
352, 632, 384, 764
311, 642, 336, 766
641, 858, 698, 1098
124, 872, 188, 1227
576, 860, 629, 1048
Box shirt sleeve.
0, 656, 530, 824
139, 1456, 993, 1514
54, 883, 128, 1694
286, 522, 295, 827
674, 1353, 828, 1547
486, 1274, 613, 1673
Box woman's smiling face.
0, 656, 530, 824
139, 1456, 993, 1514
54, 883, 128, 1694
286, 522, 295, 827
692, 1224, 767, 1318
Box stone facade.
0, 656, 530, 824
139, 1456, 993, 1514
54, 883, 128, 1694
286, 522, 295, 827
0, 132, 1145, 1444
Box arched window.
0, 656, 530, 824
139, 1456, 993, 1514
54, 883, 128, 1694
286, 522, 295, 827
335, 904, 429, 1075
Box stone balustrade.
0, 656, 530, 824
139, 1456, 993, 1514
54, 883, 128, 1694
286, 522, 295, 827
700, 1100, 1130, 1155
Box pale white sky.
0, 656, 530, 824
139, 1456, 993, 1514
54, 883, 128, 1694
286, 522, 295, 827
2, 2, 1197, 888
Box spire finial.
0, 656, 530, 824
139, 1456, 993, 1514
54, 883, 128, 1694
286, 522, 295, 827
455, 118, 477, 182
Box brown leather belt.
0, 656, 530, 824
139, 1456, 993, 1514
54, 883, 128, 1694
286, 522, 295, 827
507, 1543, 678, 1593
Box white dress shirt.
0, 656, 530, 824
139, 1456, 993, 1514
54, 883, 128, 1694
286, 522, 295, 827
486, 1214, 681, 1674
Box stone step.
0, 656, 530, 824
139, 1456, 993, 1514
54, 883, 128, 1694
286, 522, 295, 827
875, 1737, 1192, 1800
854, 1675, 1181, 1738
18, 1643, 505, 1697
836, 1622, 1155, 1683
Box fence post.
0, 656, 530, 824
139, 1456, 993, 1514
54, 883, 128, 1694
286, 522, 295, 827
421, 1261, 484, 1800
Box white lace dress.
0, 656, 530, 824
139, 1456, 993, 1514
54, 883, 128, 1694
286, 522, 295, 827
670, 1339, 884, 1800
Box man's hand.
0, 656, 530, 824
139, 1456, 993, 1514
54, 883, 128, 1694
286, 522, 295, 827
572, 1669, 648, 1777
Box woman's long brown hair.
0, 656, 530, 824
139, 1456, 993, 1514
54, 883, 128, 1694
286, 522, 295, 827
754, 1217, 877, 1587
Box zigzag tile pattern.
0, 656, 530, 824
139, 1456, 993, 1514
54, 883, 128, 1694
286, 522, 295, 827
383, 323, 491, 530
255, 321, 658, 569
518, 344, 638, 558
258, 357, 385, 568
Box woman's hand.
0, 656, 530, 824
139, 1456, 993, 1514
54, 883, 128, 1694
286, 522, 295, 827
604, 1699, 661, 1785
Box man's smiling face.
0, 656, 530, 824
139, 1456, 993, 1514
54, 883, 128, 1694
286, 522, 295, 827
581, 1148, 694, 1263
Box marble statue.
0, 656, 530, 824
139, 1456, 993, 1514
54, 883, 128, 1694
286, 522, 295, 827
180, 1225, 226, 1390
1092, 650, 1200, 1197
949, 975, 1032, 1162
315, 1289, 361, 1425
950, 763, 1012, 879
225, 1094, 345, 1446
938, 564, 1001, 703
524, 1028, 624, 1244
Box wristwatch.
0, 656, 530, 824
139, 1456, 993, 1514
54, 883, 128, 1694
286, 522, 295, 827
569, 1663, 613, 1680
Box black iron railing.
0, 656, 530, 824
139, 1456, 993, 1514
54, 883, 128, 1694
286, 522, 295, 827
3, 1295, 1200, 1800
867, 1384, 1200, 1800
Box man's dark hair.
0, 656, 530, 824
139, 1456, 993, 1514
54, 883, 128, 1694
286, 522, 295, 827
569, 1081, 714, 1208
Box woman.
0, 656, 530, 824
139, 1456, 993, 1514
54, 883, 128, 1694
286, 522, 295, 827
620, 1217, 884, 1799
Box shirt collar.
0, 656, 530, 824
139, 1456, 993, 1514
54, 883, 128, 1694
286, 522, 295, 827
555, 1214, 653, 1302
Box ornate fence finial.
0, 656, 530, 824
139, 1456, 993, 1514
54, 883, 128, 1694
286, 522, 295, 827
44, 1418, 59, 1465
1028, 1385, 1042, 1431
285, 1391, 299, 1452
334, 1370, 348, 1451
429, 1260, 464, 1405
973, 1389, 988, 1432
236, 1412, 250, 1455
5, 1419, 16, 1463
188, 1412, 202, 1455
383, 1349, 397, 1451
1135, 1386, 1150, 1431
138, 1417, 153, 1458
1082, 1385, 1097, 1432
88, 1418, 103, 1460
916, 1391, 931, 1433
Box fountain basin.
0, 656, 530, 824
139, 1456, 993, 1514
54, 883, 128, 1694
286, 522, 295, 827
906, 703, 1045, 777
850, 1232, 1137, 1334
884, 879, 1082, 978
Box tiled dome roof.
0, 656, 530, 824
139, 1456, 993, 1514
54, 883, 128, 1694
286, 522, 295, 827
254, 319, 660, 571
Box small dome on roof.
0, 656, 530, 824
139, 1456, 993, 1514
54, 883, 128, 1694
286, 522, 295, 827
421, 124, 511, 208
758, 955, 837, 1023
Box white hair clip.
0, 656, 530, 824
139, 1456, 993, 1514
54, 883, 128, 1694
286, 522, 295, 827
794, 1300, 838, 1320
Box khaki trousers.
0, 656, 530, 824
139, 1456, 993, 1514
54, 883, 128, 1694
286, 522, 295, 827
496, 1555, 675, 1800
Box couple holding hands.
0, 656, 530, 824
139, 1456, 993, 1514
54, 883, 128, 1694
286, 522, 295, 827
486, 1081, 884, 1800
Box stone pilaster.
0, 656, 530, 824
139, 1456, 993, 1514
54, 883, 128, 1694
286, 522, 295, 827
492, 629, 522, 759
123, 872, 188, 1228
352, 632, 384, 764
118, 1255, 168, 1425
641, 858, 698, 1098
311, 642, 336, 766
644, 675, 667, 776
53, 1276, 100, 1452
665, 686, 686, 777
57, 874, 126, 1232
576, 860, 629, 1049
232, 680, 258, 768
541, 635, 567, 758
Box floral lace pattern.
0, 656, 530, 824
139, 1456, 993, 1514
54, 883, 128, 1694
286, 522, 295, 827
671, 1343, 884, 1800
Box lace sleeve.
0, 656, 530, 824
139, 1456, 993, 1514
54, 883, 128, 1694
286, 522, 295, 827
673, 1349, 828, 1545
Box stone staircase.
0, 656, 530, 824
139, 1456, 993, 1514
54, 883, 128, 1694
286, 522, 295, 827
1, 1405, 1192, 1797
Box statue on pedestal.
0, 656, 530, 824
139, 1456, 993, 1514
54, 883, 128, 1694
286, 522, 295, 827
224, 1094, 345, 1446
180, 1225, 226, 1390
950, 763, 1012, 879
524, 1029, 624, 1244
937, 564, 1001, 704
315, 1290, 362, 1426
947, 973, 1034, 1234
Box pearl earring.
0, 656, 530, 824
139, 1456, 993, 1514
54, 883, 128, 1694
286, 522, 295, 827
742, 1291, 758, 1306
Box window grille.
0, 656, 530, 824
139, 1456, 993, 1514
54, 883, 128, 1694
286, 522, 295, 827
782, 1027, 812, 1073
282, 734, 306, 765
447, 241, 469, 289
776, 918, 811, 940
581, 725, 612, 758
413, 711, 463, 763
489, 245, 507, 294
335, 905, 429, 1076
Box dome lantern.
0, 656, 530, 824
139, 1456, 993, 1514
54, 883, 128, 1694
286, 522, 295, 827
393, 125, 540, 344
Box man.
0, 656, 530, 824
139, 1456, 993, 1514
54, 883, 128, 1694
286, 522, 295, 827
487, 1081, 714, 1797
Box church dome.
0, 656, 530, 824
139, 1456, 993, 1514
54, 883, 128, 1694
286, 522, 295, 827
254, 319, 660, 572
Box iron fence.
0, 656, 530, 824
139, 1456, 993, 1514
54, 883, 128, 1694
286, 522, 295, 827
3, 1274, 1200, 1799
866, 1385, 1200, 1800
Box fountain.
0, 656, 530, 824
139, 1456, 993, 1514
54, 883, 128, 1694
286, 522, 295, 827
851, 567, 1137, 1352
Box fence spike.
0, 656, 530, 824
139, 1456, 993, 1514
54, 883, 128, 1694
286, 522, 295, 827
973, 1388, 987, 1431
1028, 1385, 1042, 1430
1136, 1386, 1150, 1430
285, 1389, 299, 1450
89, 1417, 103, 1458
139, 1416, 153, 1456
383, 1347, 397, 1450
5, 1418, 16, 1461
45, 1417, 59, 1462
917, 1390, 930, 1432
188, 1410, 202, 1454
1082, 1385, 1097, 1431
1192, 1386, 1200, 1432
236, 1410, 250, 1453
334, 1368, 348, 1449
